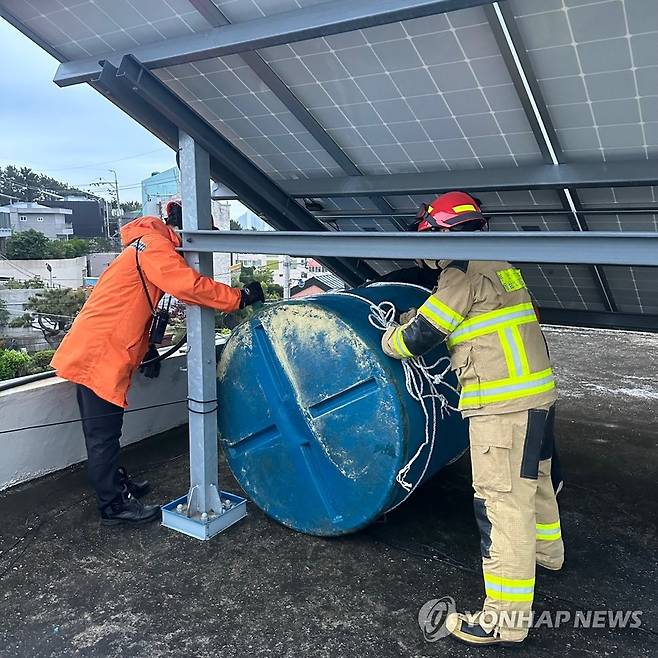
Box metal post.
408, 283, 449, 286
283, 254, 291, 300
160, 131, 247, 540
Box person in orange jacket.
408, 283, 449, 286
51, 201, 264, 526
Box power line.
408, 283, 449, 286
0, 148, 170, 173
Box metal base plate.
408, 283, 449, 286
161, 492, 247, 540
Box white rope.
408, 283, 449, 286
335, 291, 459, 511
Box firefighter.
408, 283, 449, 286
381, 191, 564, 646
51, 201, 264, 526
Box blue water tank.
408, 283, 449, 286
217, 283, 469, 536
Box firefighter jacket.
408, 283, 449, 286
382, 260, 557, 417
51, 216, 241, 407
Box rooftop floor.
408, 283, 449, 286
1, 326, 657, 658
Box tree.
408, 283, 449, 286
22, 287, 87, 347
121, 200, 142, 213
0, 165, 89, 203
238, 265, 282, 301
230, 219, 242, 231
86, 236, 118, 253
5, 229, 50, 259
46, 237, 89, 259
0, 299, 9, 327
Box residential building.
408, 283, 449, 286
306, 258, 328, 274
42, 196, 107, 237
0, 202, 73, 239
0, 209, 10, 239
291, 273, 345, 298
141, 168, 180, 216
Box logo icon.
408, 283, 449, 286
418, 596, 456, 642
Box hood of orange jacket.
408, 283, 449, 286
120, 215, 181, 249
51, 215, 241, 407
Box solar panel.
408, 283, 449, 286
2, 0, 657, 330
4, 0, 208, 59
509, 0, 658, 162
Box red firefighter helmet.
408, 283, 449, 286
165, 198, 182, 218
415, 191, 487, 232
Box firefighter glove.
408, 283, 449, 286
240, 281, 265, 308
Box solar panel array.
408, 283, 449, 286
3, 0, 658, 320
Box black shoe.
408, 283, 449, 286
100, 494, 161, 526
446, 612, 525, 647
117, 466, 150, 499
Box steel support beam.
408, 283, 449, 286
179, 230, 658, 266
486, 2, 618, 312
161, 132, 247, 540
313, 207, 658, 218
180, 133, 221, 516
539, 308, 658, 334
485, 2, 563, 164
54, 0, 496, 86
190, 0, 404, 229
279, 161, 658, 197
93, 56, 373, 286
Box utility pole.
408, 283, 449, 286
108, 169, 121, 229
283, 254, 291, 300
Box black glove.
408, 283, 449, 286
139, 344, 161, 379
240, 281, 265, 308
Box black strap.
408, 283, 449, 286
133, 239, 156, 316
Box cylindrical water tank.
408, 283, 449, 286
217, 283, 468, 536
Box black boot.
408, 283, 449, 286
100, 493, 161, 526
116, 466, 150, 499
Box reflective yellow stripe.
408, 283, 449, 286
447, 302, 537, 348
392, 327, 413, 358
458, 302, 535, 330
536, 521, 561, 541
484, 574, 536, 588
511, 325, 530, 375
500, 328, 518, 378
536, 521, 560, 530
418, 296, 464, 334
453, 204, 476, 213
459, 368, 556, 408
463, 368, 553, 392
537, 532, 562, 541
484, 573, 535, 602
485, 589, 535, 602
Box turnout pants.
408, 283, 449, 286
469, 405, 564, 641
76, 384, 125, 511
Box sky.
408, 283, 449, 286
0, 17, 246, 217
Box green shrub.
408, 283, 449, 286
0, 278, 45, 290
27, 349, 55, 374
0, 349, 32, 381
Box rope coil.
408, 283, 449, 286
336, 291, 459, 510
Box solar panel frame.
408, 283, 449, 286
2, 0, 657, 329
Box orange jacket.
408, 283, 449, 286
51, 216, 241, 407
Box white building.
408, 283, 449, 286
273, 257, 309, 290
212, 200, 231, 286
0, 202, 73, 240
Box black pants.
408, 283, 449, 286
76, 384, 125, 510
